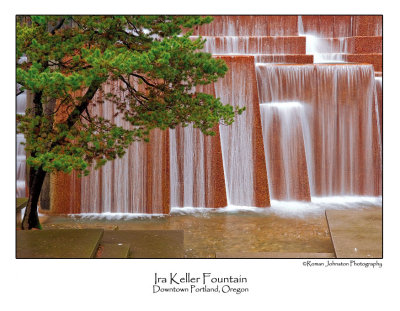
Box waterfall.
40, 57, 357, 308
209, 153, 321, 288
256, 63, 381, 197
80, 81, 169, 213
45, 15, 382, 214
16, 85, 27, 198
215, 63, 255, 206
259, 102, 312, 201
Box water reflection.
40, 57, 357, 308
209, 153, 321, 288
43, 196, 381, 258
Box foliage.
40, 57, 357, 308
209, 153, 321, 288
17, 15, 243, 176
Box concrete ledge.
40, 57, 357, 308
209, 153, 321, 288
101, 230, 184, 258
216, 252, 335, 258
325, 208, 382, 258
96, 243, 130, 259
17, 229, 104, 258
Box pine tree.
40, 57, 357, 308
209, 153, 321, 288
17, 15, 243, 229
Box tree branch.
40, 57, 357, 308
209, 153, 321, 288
50, 18, 65, 35
130, 73, 157, 88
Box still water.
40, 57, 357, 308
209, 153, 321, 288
42, 196, 381, 258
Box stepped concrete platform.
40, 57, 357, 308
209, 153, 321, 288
200, 36, 306, 54
193, 15, 299, 36
301, 15, 382, 37
16, 229, 103, 258
325, 207, 382, 258
101, 230, 184, 258
96, 242, 130, 259
255, 54, 314, 64
344, 53, 382, 72
316, 36, 382, 54
216, 252, 335, 258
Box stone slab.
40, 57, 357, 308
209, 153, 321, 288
325, 208, 382, 258
216, 252, 335, 258
101, 230, 184, 258
97, 243, 130, 259
16, 198, 28, 211
16, 229, 104, 258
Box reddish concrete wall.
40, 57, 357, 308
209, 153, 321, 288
171, 84, 227, 208
201, 36, 306, 55
301, 15, 382, 37
352, 16, 382, 36
48, 171, 81, 214
216, 55, 270, 207
255, 54, 313, 64
194, 15, 298, 36
50, 82, 171, 214
261, 108, 311, 201
344, 54, 382, 72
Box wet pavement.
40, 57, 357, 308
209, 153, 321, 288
40, 199, 382, 258
40, 210, 334, 258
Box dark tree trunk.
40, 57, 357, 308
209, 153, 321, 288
21, 166, 47, 230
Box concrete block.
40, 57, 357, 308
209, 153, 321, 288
16, 229, 104, 258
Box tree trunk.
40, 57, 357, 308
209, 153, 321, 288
21, 166, 47, 230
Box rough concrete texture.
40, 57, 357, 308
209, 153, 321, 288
326, 207, 382, 258
256, 63, 381, 197
301, 15, 382, 37
255, 54, 314, 64
216, 252, 335, 258
51, 82, 170, 214
101, 230, 184, 258
96, 242, 130, 259
314, 37, 382, 54
216, 55, 270, 207
49, 171, 81, 214
171, 84, 227, 208
202, 36, 306, 54
193, 15, 298, 36
344, 54, 382, 72
16, 229, 104, 258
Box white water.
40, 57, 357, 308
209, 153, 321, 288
169, 125, 206, 207
16, 85, 27, 198
80, 81, 167, 213
255, 63, 380, 197
70, 196, 381, 219
214, 62, 255, 206
197, 36, 298, 55
298, 16, 347, 63
259, 102, 313, 200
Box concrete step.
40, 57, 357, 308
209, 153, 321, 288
301, 16, 382, 37
344, 53, 382, 72
17, 229, 104, 258
255, 54, 314, 64
325, 207, 382, 258
313, 37, 382, 54
101, 230, 184, 258
193, 16, 299, 36
198, 36, 306, 54
216, 252, 336, 258
96, 242, 130, 259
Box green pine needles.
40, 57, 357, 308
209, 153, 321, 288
17, 15, 244, 177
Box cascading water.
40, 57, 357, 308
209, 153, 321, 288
45, 15, 382, 215
170, 125, 206, 207
298, 16, 346, 63
16, 85, 27, 198
215, 61, 255, 206
256, 63, 381, 197
259, 102, 312, 201
80, 81, 169, 214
